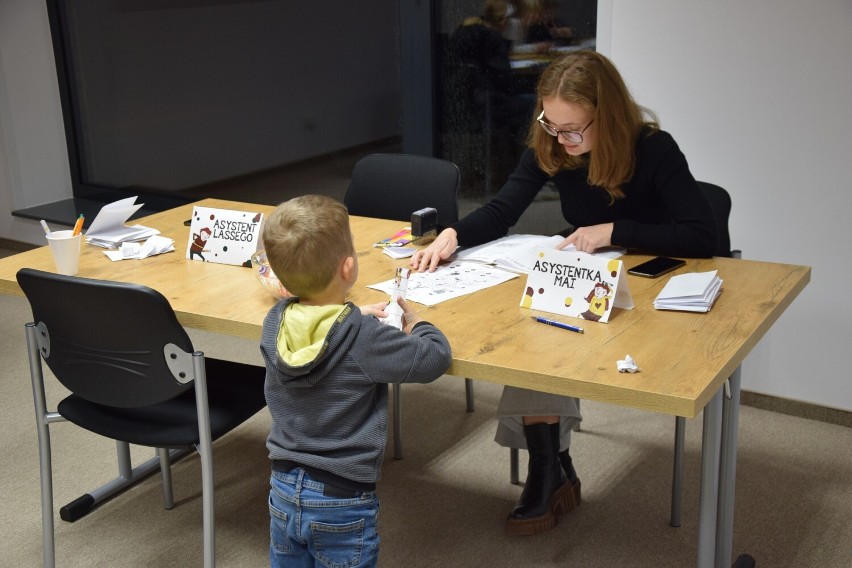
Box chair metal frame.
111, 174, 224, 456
19, 268, 266, 567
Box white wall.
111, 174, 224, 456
0, 0, 72, 244
599, 0, 852, 410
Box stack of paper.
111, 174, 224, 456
654, 270, 723, 312
84, 196, 159, 248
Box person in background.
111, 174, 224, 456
260, 195, 452, 566
519, 0, 574, 46
411, 50, 716, 536
447, 0, 536, 153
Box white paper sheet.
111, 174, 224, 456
368, 261, 519, 306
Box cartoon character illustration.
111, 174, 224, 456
189, 227, 212, 261
580, 282, 613, 321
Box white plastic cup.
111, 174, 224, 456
46, 230, 82, 276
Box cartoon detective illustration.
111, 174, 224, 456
189, 227, 212, 261
580, 281, 613, 321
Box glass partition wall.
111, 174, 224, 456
43, 0, 594, 221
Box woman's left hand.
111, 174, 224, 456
560, 222, 614, 253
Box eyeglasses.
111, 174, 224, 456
537, 110, 594, 144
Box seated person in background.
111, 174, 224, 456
260, 195, 452, 567
519, 0, 574, 46
447, 0, 536, 150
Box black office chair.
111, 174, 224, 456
344, 153, 461, 230
669, 181, 740, 527
17, 268, 267, 568
344, 153, 472, 460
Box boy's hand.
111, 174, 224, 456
360, 302, 389, 319
399, 297, 422, 334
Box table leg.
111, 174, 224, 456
671, 416, 686, 527
698, 388, 723, 568
716, 366, 743, 567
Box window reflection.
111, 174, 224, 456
437, 0, 597, 202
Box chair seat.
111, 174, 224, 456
58, 359, 267, 448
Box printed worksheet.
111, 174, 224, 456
368, 261, 518, 306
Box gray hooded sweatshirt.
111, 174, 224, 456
260, 297, 452, 485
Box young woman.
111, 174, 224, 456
411, 50, 717, 536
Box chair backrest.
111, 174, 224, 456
16, 268, 194, 408
343, 153, 461, 229
697, 181, 733, 258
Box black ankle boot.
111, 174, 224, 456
507, 423, 579, 536
559, 449, 578, 485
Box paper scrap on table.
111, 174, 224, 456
617, 354, 640, 373
103, 235, 175, 261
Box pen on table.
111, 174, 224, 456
72, 214, 85, 236
530, 316, 584, 334
40, 219, 52, 236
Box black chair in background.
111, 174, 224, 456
669, 181, 741, 527
17, 268, 267, 568
344, 153, 473, 460
344, 153, 460, 230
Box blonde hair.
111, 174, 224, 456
528, 50, 658, 202
261, 195, 354, 298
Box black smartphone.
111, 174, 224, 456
628, 256, 686, 278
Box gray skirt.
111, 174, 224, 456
494, 386, 582, 452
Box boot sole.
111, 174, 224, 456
506, 478, 581, 536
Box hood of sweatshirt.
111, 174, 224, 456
265, 297, 358, 385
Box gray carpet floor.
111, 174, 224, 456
2, 289, 851, 567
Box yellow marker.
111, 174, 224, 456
72, 214, 84, 237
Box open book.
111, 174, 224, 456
453, 234, 624, 274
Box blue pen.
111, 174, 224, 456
531, 316, 584, 334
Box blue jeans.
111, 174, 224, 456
269, 468, 380, 568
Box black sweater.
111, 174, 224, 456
453, 129, 718, 258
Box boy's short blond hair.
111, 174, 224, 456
261, 195, 354, 298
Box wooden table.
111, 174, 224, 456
1, 198, 810, 568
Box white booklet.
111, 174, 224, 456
453, 234, 624, 274
654, 270, 723, 312
84, 196, 159, 248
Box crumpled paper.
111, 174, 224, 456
617, 354, 640, 373
103, 235, 175, 261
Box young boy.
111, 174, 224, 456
259, 195, 452, 567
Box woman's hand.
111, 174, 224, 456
561, 223, 614, 253
360, 302, 389, 319
410, 228, 459, 272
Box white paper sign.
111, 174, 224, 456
520, 248, 633, 323
186, 206, 263, 267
